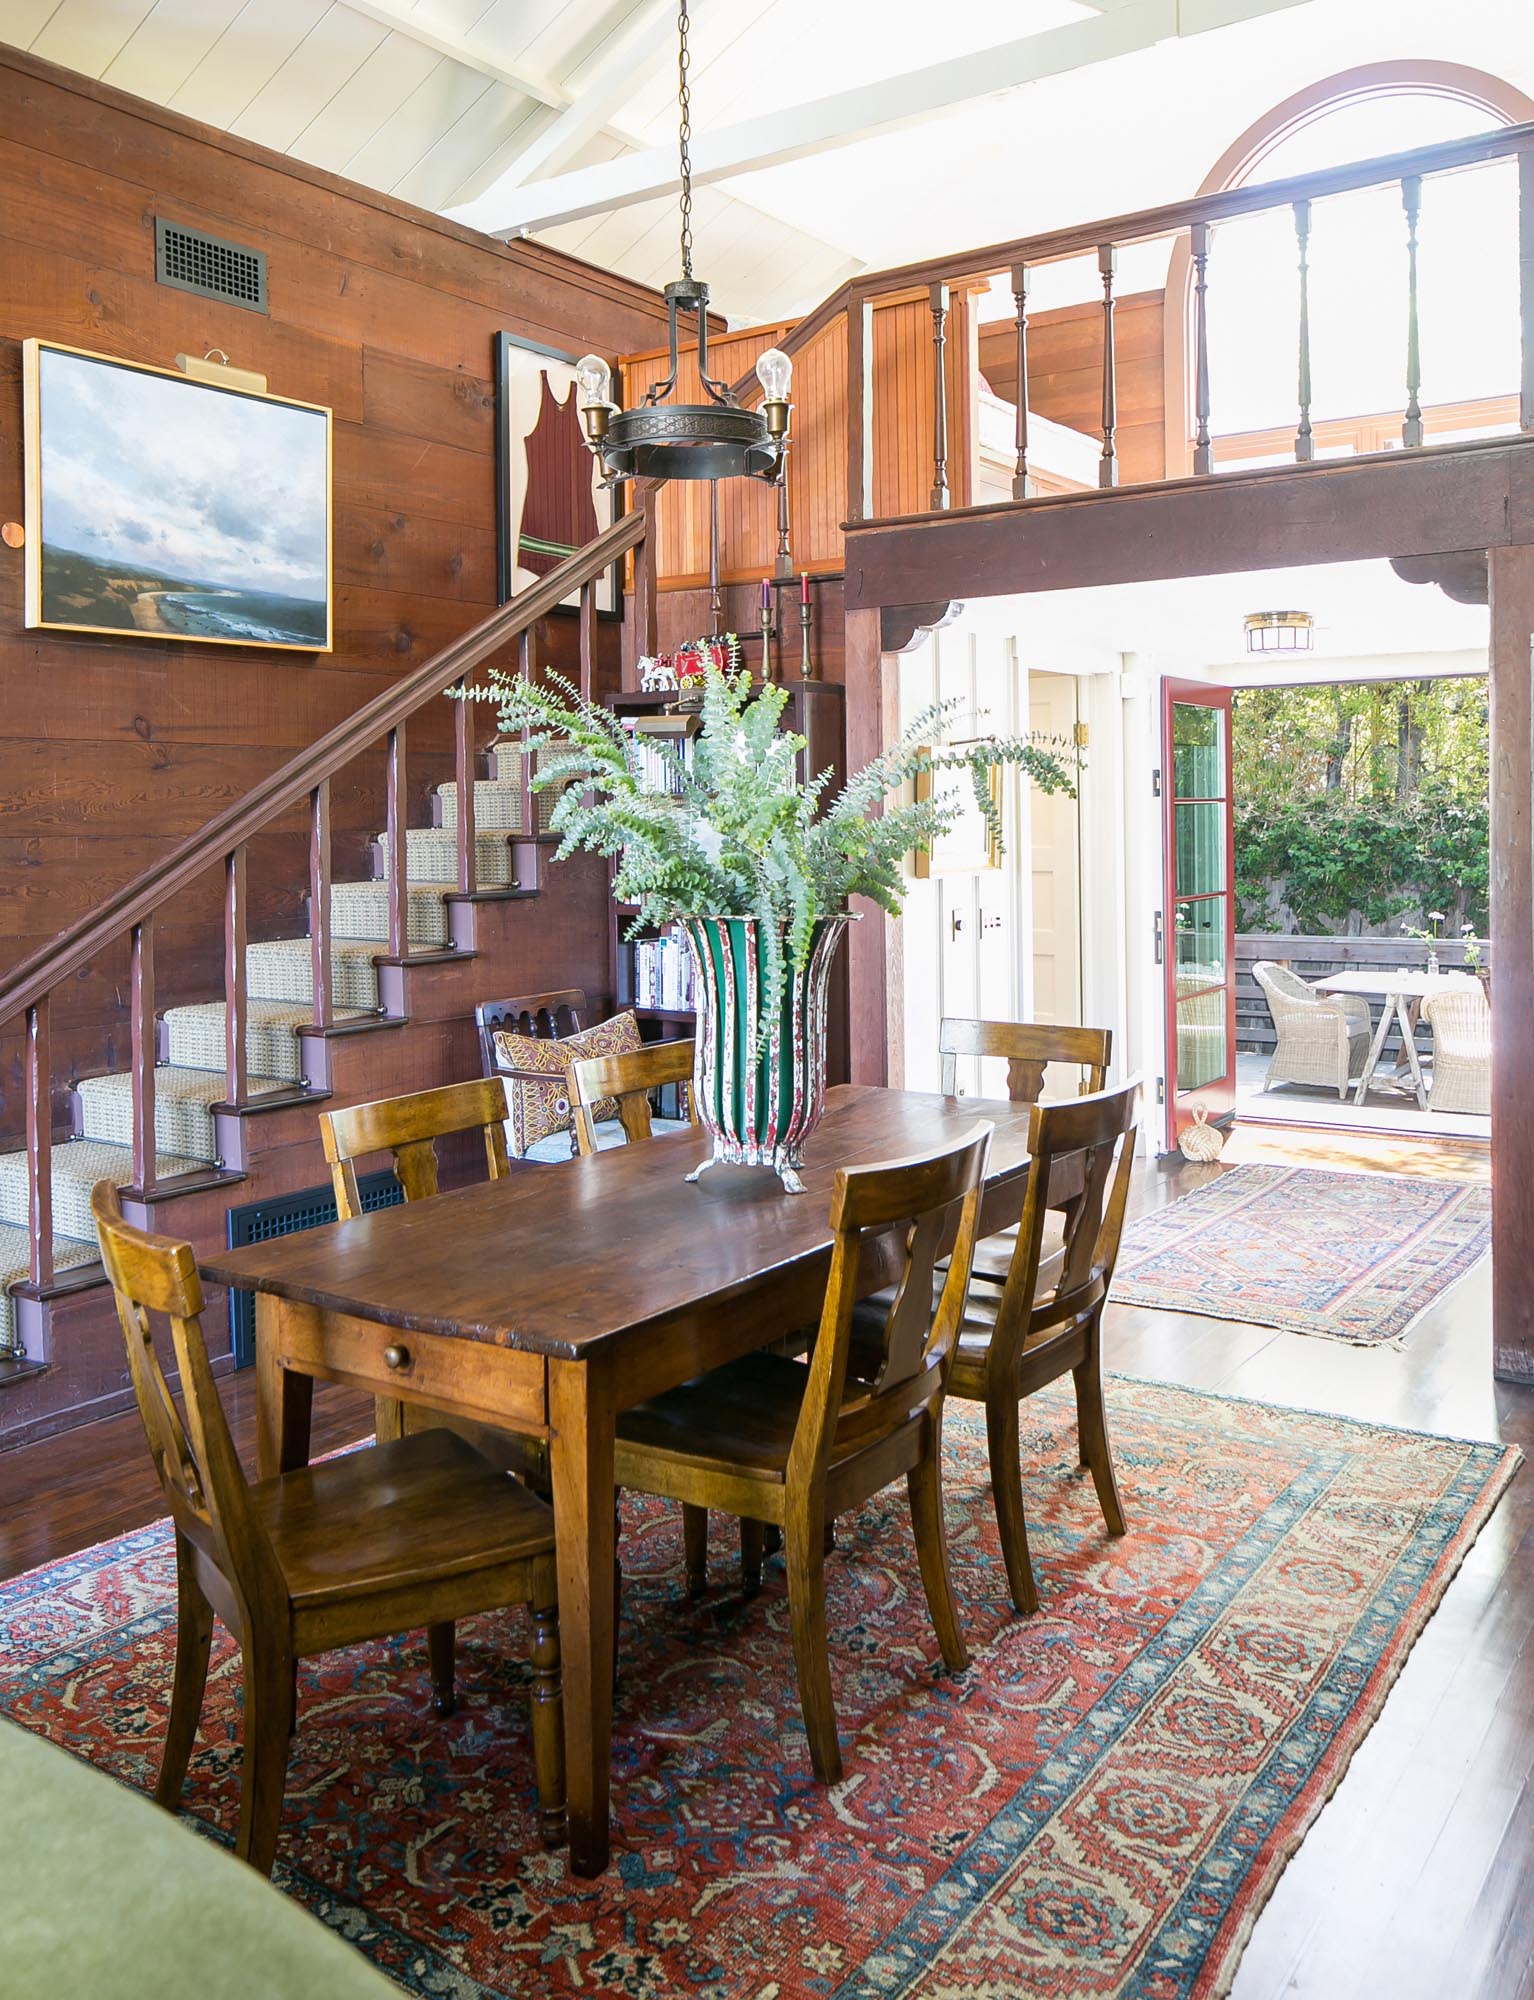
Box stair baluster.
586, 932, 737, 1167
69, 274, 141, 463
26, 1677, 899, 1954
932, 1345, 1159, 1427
1295, 198, 1314, 463
929, 281, 950, 510
1191, 222, 1213, 475
1011, 261, 1032, 500
224, 846, 249, 1108
26, 997, 52, 1292
130, 917, 156, 1195
310, 780, 334, 1030
1403, 176, 1424, 448
518, 630, 535, 846
386, 724, 409, 960
454, 684, 478, 897
579, 579, 597, 705
1098, 244, 1119, 488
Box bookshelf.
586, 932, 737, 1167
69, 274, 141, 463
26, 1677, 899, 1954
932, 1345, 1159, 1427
605, 683, 848, 1077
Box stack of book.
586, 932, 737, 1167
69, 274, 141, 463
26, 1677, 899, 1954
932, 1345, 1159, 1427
633, 932, 697, 1013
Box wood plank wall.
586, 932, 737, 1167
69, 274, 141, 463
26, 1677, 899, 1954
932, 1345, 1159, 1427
624, 290, 972, 589
0, 48, 670, 1139
978, 291, 1166, 486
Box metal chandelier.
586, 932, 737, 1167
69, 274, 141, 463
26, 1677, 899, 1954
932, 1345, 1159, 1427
574, 0, 792, 485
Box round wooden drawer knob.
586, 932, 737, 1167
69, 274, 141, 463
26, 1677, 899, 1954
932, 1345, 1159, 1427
383, 1343, 412, 1371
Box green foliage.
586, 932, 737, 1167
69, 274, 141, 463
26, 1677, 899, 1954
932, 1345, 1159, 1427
1232, 677, 1488, 935
457, 663, 1076, 1038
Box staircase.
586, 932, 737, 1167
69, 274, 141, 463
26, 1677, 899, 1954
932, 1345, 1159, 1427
0, 516, 641, 1447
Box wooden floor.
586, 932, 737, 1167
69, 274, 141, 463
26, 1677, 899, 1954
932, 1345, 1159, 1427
1, 1119, 1527, 2000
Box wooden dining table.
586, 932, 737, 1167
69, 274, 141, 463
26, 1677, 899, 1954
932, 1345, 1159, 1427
201, 1083, 1041, 1876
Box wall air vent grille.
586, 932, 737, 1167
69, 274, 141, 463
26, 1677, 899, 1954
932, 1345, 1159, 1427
154, 218, 267, 313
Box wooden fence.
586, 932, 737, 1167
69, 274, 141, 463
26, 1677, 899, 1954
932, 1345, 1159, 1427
1236, 933, 1482, 1057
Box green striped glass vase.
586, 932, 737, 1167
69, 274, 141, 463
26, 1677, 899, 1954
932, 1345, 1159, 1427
679, 913, 851, 1194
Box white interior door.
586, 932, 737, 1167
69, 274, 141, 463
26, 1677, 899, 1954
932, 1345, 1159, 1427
1028, 671, 1085, 1096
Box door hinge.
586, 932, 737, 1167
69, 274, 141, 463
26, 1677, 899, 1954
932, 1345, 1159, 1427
1153, 909, 1165, 965
1156, 1077, 1166, 1105
1073, 720, 1090, 749
1152, 767, 1162, 797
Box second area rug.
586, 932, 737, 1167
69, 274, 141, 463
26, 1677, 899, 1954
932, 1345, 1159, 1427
1111, 1163, 1491, 1345
0, 1380, 1517, 2000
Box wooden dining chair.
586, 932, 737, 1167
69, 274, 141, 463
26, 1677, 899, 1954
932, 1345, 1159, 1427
475, 987, 587, 1078
320, 1076, 528, 1465
91, 1182, 565, 1878
940, 1018, 1112, 1291
945, 1080, 1139, 1616
569, 1038, 698, 1156
612, 1122, 993, 1785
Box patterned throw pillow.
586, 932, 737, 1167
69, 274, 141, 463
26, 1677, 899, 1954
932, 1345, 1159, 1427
492, 1011, 644, 1157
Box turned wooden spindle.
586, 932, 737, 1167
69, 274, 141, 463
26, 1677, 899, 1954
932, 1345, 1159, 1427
1011, 261, 1032, 499
130, 915, 156, 1195
1191, 222, 1213, 475
385, 722, 408, 960
1098, 244, 1119, 488
26, 996, 52, 1292
518, 629, 535, 842
929, 280, 950, 510
224, 844, 249, 1108
1402, 175, 1424, 448
309, 778, 334, 1031
453, 682, 477, 897
1295, 198, 1315, 463
775, 451, 792, 576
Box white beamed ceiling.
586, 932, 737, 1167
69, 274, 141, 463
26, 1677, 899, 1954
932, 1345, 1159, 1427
2, 0, 1531, 324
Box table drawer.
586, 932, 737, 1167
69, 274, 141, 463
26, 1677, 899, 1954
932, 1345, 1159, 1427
267, 1302, 548, 1433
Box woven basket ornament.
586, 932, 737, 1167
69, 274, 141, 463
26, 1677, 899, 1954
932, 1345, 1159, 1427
1179, 1105, 1225, 1162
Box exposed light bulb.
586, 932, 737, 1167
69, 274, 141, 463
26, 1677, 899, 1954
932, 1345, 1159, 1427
575, 354, 611, 406
755, 347, 792, 403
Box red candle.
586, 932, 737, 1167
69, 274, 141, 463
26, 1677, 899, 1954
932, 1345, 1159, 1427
761, 576, 771, 615
801, 571, 810, 606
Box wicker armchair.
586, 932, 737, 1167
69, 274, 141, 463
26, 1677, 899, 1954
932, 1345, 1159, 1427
1253, 960, 1372, 1100
1423, 985, 1491, 1115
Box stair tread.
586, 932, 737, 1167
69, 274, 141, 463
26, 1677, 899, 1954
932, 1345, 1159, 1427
77, 1066, 288, 1107
0, 1137, 207, 1186
0, 1222, 98, 1288
163, 997, 373, 1029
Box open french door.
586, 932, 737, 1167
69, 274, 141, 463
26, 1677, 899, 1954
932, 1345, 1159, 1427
1162, 679, 1236, 1142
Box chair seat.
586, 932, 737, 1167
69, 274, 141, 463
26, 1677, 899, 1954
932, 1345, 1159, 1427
968, 1213, 1066, 1290
522, 1116, 690, 1163
254, 1428, 555, 1609
616, 1351, 818, 1484
949, 1288, 1076, 1390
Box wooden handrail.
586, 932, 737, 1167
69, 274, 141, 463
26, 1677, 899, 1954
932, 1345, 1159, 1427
0, 509, 644, 1028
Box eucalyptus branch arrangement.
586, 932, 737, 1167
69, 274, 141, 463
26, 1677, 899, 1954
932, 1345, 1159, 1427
457, 662, 1078, 1028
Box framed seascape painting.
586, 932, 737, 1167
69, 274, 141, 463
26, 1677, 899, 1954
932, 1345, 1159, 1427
495, 331, 620, 616
23, 340, 332, 651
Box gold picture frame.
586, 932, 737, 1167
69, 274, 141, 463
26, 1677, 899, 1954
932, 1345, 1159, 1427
912, 742, 1003, 878
23, 338, 333, 652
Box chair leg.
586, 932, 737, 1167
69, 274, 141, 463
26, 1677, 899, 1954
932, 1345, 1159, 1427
682, 1503, 709, 1598
427, 1622, 456, 1717
155, 1534, 215, 1812
785, 1502, 842, 1784
1074, 1341, 1127, 1538
235, 1643, 295, 1879
740, 1517, 765, 1597
763, 1523, 784, 1557
985, 1392, 1039, 1617
906, 1448, 968, 1673
529, 1566, 566, 1851
374, 1394, 406, 1444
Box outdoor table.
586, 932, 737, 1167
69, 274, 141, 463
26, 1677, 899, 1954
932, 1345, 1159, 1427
1312, 967, 1479, 1111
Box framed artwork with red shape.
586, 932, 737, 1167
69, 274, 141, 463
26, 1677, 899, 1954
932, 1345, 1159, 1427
494, 331, 620, 617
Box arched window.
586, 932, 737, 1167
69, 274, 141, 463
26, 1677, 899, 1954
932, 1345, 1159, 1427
1165, 64, 1534, 471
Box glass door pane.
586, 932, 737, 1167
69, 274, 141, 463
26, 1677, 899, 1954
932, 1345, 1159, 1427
1163, 681, 1236, 1143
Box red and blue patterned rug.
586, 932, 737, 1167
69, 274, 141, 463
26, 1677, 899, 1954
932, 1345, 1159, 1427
1111, 1165, 1491, 1345
0, 1381, 1517, 1999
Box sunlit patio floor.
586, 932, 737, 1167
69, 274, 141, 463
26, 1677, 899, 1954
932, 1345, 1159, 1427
1234, 1049, 1490, 1145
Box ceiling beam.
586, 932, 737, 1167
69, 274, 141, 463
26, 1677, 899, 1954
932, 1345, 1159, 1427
340, 0, 569, 109
445, 0, 1309, 237
489, 0, 677, 190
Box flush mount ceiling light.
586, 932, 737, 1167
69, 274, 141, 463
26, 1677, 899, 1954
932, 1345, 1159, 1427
1244, 610, 1315, 654
574, 0, 790, 486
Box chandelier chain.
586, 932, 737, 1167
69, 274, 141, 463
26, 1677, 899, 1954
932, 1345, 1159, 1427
676, 0, 693, 281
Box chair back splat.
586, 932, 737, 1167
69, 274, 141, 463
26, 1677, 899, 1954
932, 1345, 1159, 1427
91, 1182, 284, 1633
475, 988, 588, 1078
569, 1039, 698, 1155
938, 1017, 1110, 1103
320, 1075, 513, 1218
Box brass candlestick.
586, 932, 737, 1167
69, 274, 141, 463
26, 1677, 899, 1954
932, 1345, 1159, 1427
760, 600, 775, 681
799, 593, 815, 680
